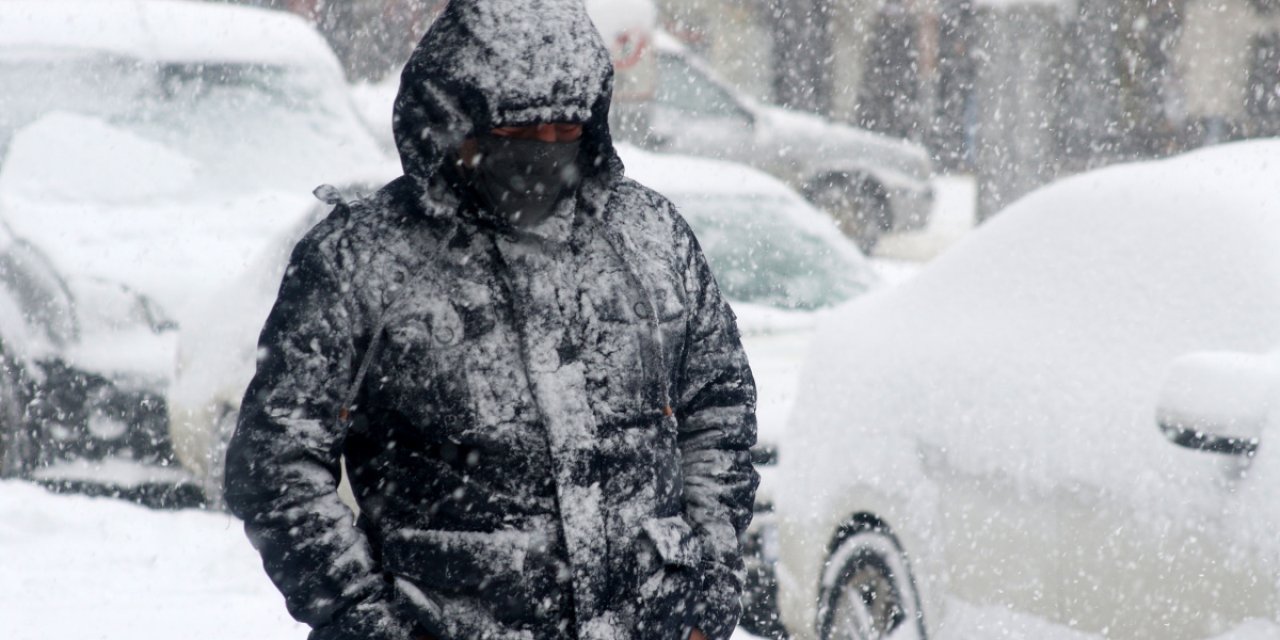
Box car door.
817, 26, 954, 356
649, 51, 758, 165
917, 438, 1066, 626
1050, 440, 1279, 638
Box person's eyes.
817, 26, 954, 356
556, 125, 583, 140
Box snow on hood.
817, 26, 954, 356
392, 0, 621, 183
0, 112, 197, 204
782, 140, 1280, 549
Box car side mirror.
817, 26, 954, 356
1155, 351, 1278, 457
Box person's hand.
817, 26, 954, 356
689, 628, 708, 640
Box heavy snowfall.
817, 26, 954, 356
3, 1, 1280, 639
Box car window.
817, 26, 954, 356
655, 52, 750, 121
675, 194, 870, 310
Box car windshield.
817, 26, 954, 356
655, 52, 747, 120
676, 193, 869, 310
0, 53, 369, 193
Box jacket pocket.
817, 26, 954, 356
382, 527, 543, 588
381, 527, 561, 624
641, 516, 702, 569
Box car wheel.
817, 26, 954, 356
818, 519, 926, 640
806, 176, 890, 254
739, 519, 789, 639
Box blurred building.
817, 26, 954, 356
657, 0, 1280, 214
654, 0, 936, 135
1174, 0, 1280, 143
231, 0, 1278, 216
231, 0, 438, 80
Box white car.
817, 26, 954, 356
0, 0, 397, 314
0, 219, 186, 501
776, 140, 1280, 640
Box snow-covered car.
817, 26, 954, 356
634, 32, 934, 252
775, 140, 1280, 640
165, 146, 877, 631
0, 0, 396, 314
0, 219, 185, 500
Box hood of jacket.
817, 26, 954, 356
392, 0, 622, 188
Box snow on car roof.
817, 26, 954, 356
0, 0, 343, 73
782, 140, 1280, 546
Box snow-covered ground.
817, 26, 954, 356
11, 480, 1243, 640
0, 480, 764, 639
0, 481, 305, 640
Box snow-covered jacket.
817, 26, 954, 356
222, 2, 758, 639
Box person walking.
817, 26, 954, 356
222, 1, 758, 639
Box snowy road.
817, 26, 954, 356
1, 482, 305, 640
14, 481, 1274, 640
0, 482, 1081, 640
0, 482, 769, 640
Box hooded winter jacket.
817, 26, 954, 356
223, 2, 758, 639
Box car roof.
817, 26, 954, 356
0, 0, 343, 73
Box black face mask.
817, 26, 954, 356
468, 135, 582, 228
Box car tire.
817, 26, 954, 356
806, 176, 890, 254
739, 519, 789, 639
818, 518, 926, 640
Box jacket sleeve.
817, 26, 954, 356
222, 235, 410, 640
674, 233, 760, 640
